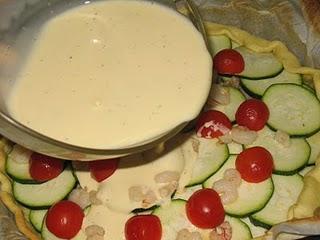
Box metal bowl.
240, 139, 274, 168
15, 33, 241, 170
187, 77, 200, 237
0, 0, 208, 160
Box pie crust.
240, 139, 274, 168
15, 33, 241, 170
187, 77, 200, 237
0, 22, 319, 240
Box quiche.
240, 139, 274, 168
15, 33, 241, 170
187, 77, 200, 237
1, 3, 320, 240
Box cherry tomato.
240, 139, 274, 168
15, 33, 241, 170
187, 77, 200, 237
236, 146, 274, 183
125, 215, 162, 240
89, 158, 119, 182
186, 188, 225, 229
196, 110, 232, 138
46, 200, 84, 239
29, 152, 64, 182
213, 49, 245, 75
235, 99, 269, 131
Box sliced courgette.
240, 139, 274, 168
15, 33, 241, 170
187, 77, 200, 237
263, 83, 320, 136
241, 70, 302, 97
245, 126, 310, 175
181, 136, 229, 186
250, 174, 303, 229
299, 165, 314, 176
152, 199, 252, 240
208, 34, 231, 56
241, 217, 267, 238
13, 165, 77, 208
303, 83, 316, 93
152, 199, 189, 240
5, 145, 34, 183
226, 216, 252, 240
203, 155, 273, 217
306, 130, 320, 165
234, 47, 283, 79
29, 209, 48, 232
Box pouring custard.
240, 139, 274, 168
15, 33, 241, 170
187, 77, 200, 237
7, 0, 212, 149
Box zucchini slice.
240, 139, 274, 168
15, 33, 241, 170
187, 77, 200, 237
210, 86, 246, 122
29, 209, 48, 232
226, 216, 252, 240
299, 165, 314, 176
241, 217, 267, 238
208, 35, 231, 56
152, 199, 252, 240
234, 47, 283, 79
245, 126, 310, 175
250, 174, 303, 229
152, 199, 189, 240
5, 145, 34, 183
306, 130, 320, 165
203, 155, 273, 217
181, 136, 229, 186
13, 165, 77, 208
263, 83, 320, 136
241, 70, 302, 97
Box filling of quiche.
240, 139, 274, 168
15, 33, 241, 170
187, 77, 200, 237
0, 9, 320, 240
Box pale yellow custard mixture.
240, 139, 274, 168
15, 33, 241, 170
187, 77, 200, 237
7, 0, 212, 149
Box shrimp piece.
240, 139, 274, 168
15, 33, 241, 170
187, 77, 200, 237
68, 187, 90, 209
85, 225, 105, 237
218, 132, 233, 144
159, 182, 178, 198
275, 130, 291, 147
89, 190, 103, 205
221, 76, 240, 88
128, 185, 145, 202
142, 189, 157, 208
231, 126, 257, 145
176, 228, 203, 240
212, 179, 238, 205
223, 168, 242, 187
154, 171, 180, 183
207, 84, 230, 106
209, 221, 232, 240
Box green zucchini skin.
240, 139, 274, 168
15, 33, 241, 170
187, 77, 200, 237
13, 165, 77, 209
263, 83, 320, 137
250, 174, 304, 228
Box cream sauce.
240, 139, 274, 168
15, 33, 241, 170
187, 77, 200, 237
97, 147, 184, 213
8, 0, 212, 149
75, 141, 185, 239
83, 205, 132, 240
76, 144, 184, 213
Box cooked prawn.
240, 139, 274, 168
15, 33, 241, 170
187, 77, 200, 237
209, 221, 232, 240
176, 228, 203, 240
223, 168, 242, 187
212, 179, 238, 205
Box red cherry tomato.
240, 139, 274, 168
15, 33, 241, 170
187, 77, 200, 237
236, 146, 274, 183
213, 49, 245, 75
196, 110, 232, 138
125, 215, 162, 240
46, 200, 84, 239
89, 158, 119, 182
235, 99, 269, 131
186, 188, 225, 229
29, 152, 64, 182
